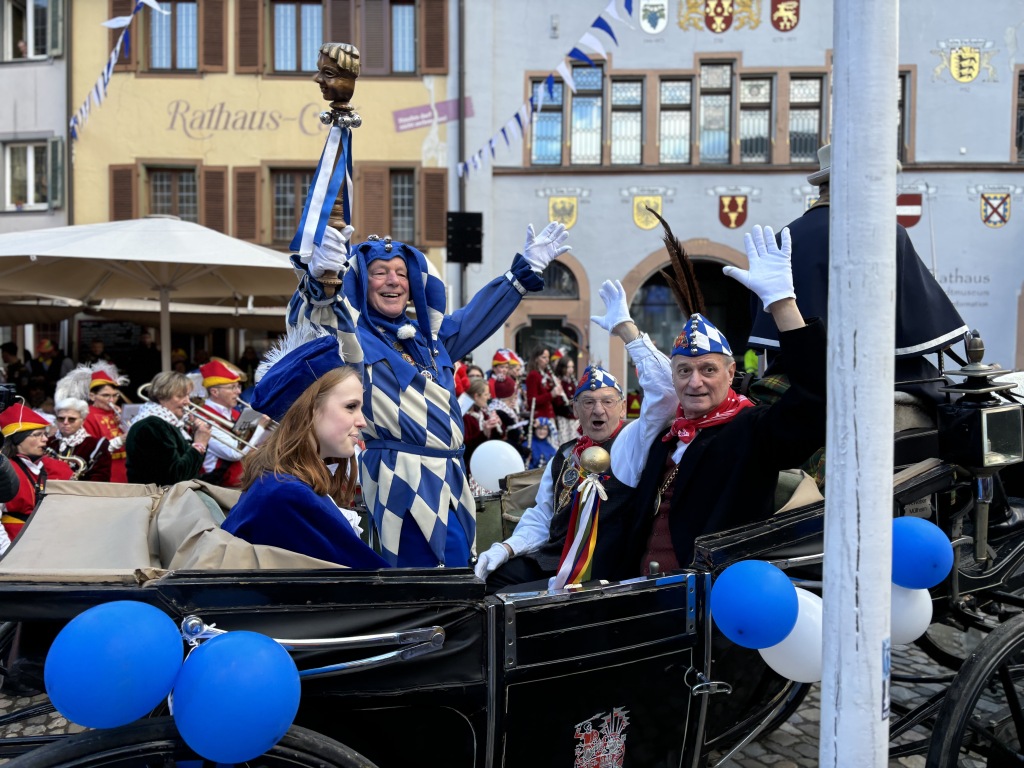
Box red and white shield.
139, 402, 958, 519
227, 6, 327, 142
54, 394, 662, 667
719, 195, 748, 229
896, 193, 922, 228
704, 0, 733, 32
771, 0, 800, 32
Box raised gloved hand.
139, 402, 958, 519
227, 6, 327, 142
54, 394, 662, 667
306, 224, 355, 279
590, 280, 632, 333
474, 542, 510, 580
523, 222, 572, 273
723, 225, 795, 311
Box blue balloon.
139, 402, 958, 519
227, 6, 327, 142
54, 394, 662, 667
711, 560, 799, 649
45, 601, 183, 729
892, 516, 954, 589
173, 631, 300, 763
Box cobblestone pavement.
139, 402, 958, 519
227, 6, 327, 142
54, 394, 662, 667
0, 641, 976, 766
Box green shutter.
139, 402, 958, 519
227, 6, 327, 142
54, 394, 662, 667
48, 0, 64, 57
47, 137, 64, 209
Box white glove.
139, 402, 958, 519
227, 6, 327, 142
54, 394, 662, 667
307, 224, 355, 279
723, 225, 796, 311
590, 280, 632, 333
474, 542, 510, 580
108, 435, 124, 451
523, 222, 572, 273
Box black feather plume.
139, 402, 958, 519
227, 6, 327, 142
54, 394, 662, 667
646, 206, 704, 317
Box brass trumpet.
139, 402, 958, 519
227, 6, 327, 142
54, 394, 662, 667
137, 382, 263, 452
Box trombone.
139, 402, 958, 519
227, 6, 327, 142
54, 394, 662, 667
137, 382, 264, 452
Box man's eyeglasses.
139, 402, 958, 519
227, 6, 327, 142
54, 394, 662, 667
212, 384, 242, 392
577, 397, 622, 411
56, 416, 80, 423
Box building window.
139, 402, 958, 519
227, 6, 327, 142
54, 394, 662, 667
1017, 72, 1024, 163
149, 168, 198, 222
699, 63, 732, 164
4, 0, 47, 59
570, 66, 603, 165
391, 0, 415, 73
4, 142, 46, 210
271, 170, 312, 242
739, 78, 772, 163
610, 80, 643, 165
272, 1, 322, 72
390, 169, 415, 243
150, 1, 197, 71
659, 79, 692, 164
531, 80, 564, 165
789, 77, 823, 163
535, 261, 579, 299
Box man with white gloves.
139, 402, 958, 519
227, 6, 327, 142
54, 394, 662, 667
475, 280, 678, 592
286, 221, 572, 569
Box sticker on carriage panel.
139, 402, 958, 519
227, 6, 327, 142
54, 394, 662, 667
719, 195, 749, 229
931, 39, 999, 83
771, 0, 799, 31
897, 193, 922, 228
981, 193, 1010, 228
633, 196, 663, 230
549, 197, 578, 230
574, 707, 630, 768
640, 0, 668, 34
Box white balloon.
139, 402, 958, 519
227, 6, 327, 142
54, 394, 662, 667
469, 440, 525, 493
758, 588, 823, 683
890, 584, 933, 645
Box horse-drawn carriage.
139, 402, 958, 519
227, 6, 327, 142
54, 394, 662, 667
0, 355, 1021, 767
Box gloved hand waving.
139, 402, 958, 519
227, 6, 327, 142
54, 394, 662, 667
305, 224, 355, 279
723, 225, 795, 311
474, 542, 510, 580
523, 222, 572, 273
590, 280, 632, 333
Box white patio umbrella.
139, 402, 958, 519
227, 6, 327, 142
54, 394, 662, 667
0, 217, 297, 371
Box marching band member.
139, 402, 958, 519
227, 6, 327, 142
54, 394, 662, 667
48, 398, 111, 482
56, 364, 130, 483
195, 360, 269, 488
525, 346, 568, 421
223, 329, 388, 569
0, 404, 73, 547
125, 372, 211, 486
488, 349, 514, 399
287, 222, 571, 568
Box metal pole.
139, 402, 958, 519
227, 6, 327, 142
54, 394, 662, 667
820, 0, 899, 765
159, 287, 172, 373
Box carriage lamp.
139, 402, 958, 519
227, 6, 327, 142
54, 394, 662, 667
937, 331, 1024, 563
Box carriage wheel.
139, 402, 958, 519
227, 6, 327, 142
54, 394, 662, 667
925, 613, 1024, 767
914, 622, 989, 671
5, 716, 379, 768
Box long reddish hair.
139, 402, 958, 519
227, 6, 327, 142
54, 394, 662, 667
241, 366, 360, 506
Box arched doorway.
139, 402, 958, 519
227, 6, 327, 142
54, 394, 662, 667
626, 260, 751, 394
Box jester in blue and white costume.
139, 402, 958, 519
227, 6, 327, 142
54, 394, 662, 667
287, 222, 571, 567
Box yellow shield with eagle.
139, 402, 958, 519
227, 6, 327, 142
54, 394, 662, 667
548, 196, 577, 229
633, 196, 663, 230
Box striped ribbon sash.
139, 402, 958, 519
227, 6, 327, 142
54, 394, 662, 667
290, 124, 354, 259
551, 473, 608, 590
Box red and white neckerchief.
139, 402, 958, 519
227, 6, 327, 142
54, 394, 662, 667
662, 389, 754, 445
58, 428, 89, 453
573, 420, 625, 460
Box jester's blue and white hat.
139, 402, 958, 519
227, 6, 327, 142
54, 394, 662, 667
671, 313, 733, 358
573, 366, 624, 399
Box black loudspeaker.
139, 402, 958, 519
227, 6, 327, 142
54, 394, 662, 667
446, 211, 483, 264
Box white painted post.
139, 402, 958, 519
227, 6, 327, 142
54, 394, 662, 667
819, 0, 900, 765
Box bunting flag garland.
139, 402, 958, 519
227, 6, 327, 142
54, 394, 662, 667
70, 1, 168, 143
457, 0, 634, 178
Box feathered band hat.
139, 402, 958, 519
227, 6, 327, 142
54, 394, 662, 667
55, 363, 128, 404
0, 403, 49, 438
200, 360, 241, 389
492, 349, 513, 368
573, 366, 623, 399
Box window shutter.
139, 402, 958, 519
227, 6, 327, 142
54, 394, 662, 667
200, 0, 227, 72
236, 0, 263, 73
328, 0, 354, 43
201, 166, 228, 233
419, 0, 447, 75
355, 165, 389, 239
47, 0, 65, 57
360, 0, 389, 76
419, 167, 447, 247
110, 165, 138, 221
47, 137, 65, 209
233, 167, 262, 242
110, 0, 136, 71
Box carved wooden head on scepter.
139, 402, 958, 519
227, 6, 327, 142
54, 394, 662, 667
314, 42, 362, 128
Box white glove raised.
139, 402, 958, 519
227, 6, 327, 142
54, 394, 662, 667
523, 221, 572, 273
474, 542, 510, 580
723, 225, 796, 311
590, 279, 632, 333
306, 224, 355, 279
